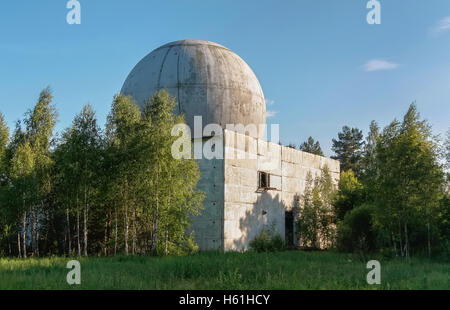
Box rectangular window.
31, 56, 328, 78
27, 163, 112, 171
258, 171, 270, 189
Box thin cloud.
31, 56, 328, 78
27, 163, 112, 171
433, 16, 450, 35
265, 98, 275, 106
363, 59, 399, 72
265, 98, 277, 118
266, 110, 278, 118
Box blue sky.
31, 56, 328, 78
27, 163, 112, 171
0, 0, 449, 156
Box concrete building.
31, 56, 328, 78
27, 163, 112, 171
121, 39, 266, 139
121, 40, 340, 251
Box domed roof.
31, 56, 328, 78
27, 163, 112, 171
121, 40, 266, 138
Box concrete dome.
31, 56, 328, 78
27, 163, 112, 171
121, 40, 266, 138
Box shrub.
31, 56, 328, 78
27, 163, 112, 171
297, 169, 337, 250
334, 169, 364, 221
337, 203, 378, 253
249, 229, 286, 252
169, 232, 199, 256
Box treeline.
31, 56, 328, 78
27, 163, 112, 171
0, 88, 204, 258
1, 87, 448, 259
295, 104, 449, 258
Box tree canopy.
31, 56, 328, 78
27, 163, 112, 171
299, 136, 324, 156
0, 88, 204, 257
332, 126, 365, 176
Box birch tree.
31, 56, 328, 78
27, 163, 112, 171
139, 90, 204, 255
57, 104, 101, 256
373, 104, 445, 257
105, 94, 141, 255
23, 87, 57, 257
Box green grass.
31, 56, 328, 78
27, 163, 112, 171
0, 251, 448, 289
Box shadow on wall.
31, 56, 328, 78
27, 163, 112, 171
232, 191, 300, 251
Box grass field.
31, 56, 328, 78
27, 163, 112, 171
0, 251, 448, 290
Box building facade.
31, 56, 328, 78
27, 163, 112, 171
121, 39, 340, 251
192, 130, 339, 251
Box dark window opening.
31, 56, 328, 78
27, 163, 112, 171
285, 210, 294, 247
258, 171, 270, 189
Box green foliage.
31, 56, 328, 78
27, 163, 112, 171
371, 103, 445, 257
0, 87, 58, 258
435, 192, 450, 259
334, 104, 448, 258
332, 126, 365, 176
104, 90, 204, 256
0, 86, 448, 261
0, 252, 448, 289
445, 128, 450, 169
138, 90, 204, 256
54, 104, 102, 256
0, 88, 204, 258
334, 169, 364, 221
0, 112, 9, 166
299, 136, 324, 156
104, 94, 143, 256
24, 87, 57, 153
297, 167, 337, 249
249, 229, 286, 252
361, 121, 380, 181
337, 204, 378, 253
286, 143, 296, 149
0, 113, 9, 244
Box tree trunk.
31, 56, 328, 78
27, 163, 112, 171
36, 212, 39, 257
152, 199, 159, 256
104, 214, 108, 256
104, 210, 111, 256
63, 229, 67, 255
32, 207, 36, 256
392, 232, 398, 257
427, 221, 431, 257
44, 210, 49, 256
404, 222, 409, 258
164, 194, 171, 256
124, 205, 129, 256
66, 208, 71, 255
77, 210, 81, 257
164, 216, 169, 256
36, 203, 41, 257
114, 207, 118, 256
37, 215, 40, 256
132, 207, 136, 255
426, 205, 431, 258
17, 231, 21, 258
151, 167, 160, 256
83, 207, 87, 256
83, 184, 88, 257
22, 211, 27, 259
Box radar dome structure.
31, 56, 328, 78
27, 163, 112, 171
121, 39, 266, 138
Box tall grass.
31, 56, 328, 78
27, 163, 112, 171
0, 251, 448, 289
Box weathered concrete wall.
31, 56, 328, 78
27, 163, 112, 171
222, 129, 340, 251
189, 138, 225, 251
190, 130, 340, 252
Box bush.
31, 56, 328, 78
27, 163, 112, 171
337, 203, 378, 253
334, 170, 364, 221
168, 232, 199, 256
249, 230, 286, 252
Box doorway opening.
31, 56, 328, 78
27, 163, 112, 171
285, 210, 294, 247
